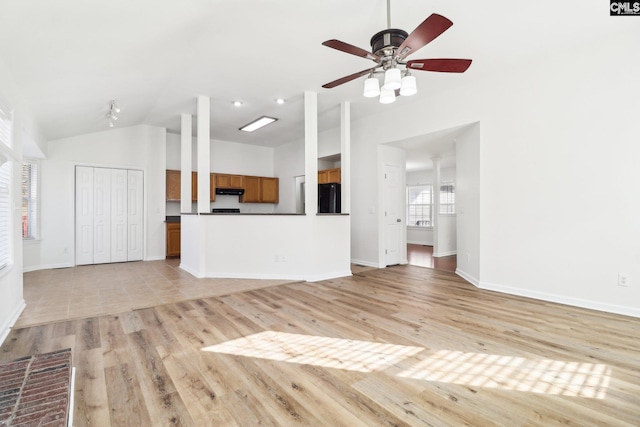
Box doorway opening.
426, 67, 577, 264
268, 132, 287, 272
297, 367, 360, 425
407, 244, 456, 272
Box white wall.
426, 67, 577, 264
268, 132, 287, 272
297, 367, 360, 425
455, 123, 481, 284
350, 25, 640, 317
0, 56, 45, 343
274, 138, 304, 213
24, 125, 167, 271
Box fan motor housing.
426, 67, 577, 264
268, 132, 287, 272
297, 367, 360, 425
370, 28, 408, 57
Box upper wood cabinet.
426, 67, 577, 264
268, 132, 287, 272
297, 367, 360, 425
240, 176, 279, 204
261, 177, 279, 203
241, 175, 261, 203
166, 170, 181, 201
166, 170, 202, 202
209, 173, 216, 202
215, 174, 244, 189
318, 167, 341, 184
191, 172, 198, 201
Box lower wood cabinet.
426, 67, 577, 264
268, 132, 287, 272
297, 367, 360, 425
166, 222, 181, 257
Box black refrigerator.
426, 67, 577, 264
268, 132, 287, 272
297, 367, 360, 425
318, 183, 341, 213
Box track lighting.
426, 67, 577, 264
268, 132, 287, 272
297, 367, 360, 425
106, 100, 120, 128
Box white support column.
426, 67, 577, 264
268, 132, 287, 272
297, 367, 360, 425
340, 101, 350, 213
432, 155, 441, 254
304, 91, 318, 214
197, 96, 210, 214
180, 114, 192, 213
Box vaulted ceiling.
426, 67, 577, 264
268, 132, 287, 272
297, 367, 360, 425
0, 0, 629, 149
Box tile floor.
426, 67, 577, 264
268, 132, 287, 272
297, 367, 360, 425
16, 259, 297, 328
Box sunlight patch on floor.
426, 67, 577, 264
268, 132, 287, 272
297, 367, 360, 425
396, 349, 611, 399
202, 332, 611, 398
202, 330, 423, 372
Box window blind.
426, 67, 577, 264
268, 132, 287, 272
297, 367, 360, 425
22, 161, 38, 239
0, 161, 11, 269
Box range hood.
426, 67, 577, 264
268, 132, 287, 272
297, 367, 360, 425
215, 187, 245, 196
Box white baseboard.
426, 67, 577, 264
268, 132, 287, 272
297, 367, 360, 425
23, 262, 74, 273
351, 259, 385, 268
179, 263, 202, 278
479, 281, 640, 319
0, 300, 26, 346
433, 250, 457, 258
455, 268, 480, 287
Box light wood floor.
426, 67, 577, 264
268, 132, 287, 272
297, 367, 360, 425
2, 262, 639, 426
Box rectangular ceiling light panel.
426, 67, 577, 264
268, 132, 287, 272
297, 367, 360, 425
239, 116, 278, 132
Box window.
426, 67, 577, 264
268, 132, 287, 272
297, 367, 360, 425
22, 161, 38, 239
407, 185, 433, 227
440, 183, 456, 214
0, 102, 12, 149
0, 101, 13, 270
0, 160, 10, 269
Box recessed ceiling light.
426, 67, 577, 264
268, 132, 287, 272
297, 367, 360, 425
239, 116, 278, 132
275, 98, 285, 105
233, 100, 243, 107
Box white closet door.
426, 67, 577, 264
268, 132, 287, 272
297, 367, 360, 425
127, 169, 144, 261
111, 168, 128, 263
75, 167, 94, 265
93, 168, 111, 264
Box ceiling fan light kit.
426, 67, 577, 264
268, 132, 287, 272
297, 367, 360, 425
321, 1, 472, 105
363, 76, 381, 98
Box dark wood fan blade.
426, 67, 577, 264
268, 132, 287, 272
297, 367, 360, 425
406, 58, 472, 73
322, 68, 378, 89
322, 39, 380, 62
395, 14, 453, 60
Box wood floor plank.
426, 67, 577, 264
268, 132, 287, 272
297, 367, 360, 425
2, 262, 639, 426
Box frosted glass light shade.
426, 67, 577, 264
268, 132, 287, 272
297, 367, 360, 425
363, 77, 380, 98
400, 75, 417, 96
383, 68, 402, 90
379, 87, 396, 104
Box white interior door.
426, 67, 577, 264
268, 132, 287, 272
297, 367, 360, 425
127, 169, 144, 261
384, 163, 402, 266
93, 168, 111, 264
111, 168, 128, 262
75, 167, 94, 265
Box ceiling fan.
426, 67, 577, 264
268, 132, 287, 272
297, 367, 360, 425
321, 1, 472, 103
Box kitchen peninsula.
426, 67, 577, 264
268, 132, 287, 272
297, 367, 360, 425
173, 92, 352, 282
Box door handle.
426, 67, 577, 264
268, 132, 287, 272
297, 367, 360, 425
397, 219, 401, 223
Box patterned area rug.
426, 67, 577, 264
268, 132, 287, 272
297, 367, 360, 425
0, 349, 72, 426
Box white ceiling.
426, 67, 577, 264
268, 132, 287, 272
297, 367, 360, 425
0, 0, 629, 151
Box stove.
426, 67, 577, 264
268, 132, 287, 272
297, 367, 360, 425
211, 208, 240, 214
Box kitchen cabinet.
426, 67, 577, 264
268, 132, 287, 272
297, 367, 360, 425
166, 170, 199, 201
241, 175, 261, 203
166, 222, 180, 257
166, 170, 181, 201
261, 177, 279, 203
215, 173, 244, 189
318, 167, 341, 184
191, 172, 198, 201
240, 176, 279, 203
209, 173, 216, 202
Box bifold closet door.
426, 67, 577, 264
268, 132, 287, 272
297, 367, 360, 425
75, 167, 94, 266
75, 166, 144, 265
127, 169, 143, 261
111, 169, 128, 263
